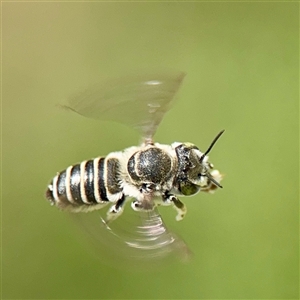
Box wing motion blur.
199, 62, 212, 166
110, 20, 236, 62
63, 72, 185, 141
72, 205, 191, 270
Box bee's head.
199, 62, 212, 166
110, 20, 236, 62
174, 130, 225, 196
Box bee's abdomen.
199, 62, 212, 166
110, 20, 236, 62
45, 157, 122, 212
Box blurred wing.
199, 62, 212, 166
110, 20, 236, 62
64, 72, 186, 140
71, 205, 191, 270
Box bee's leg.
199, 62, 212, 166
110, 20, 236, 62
162, 192, 187, 221
106, 195, 126, 223
131, 200, 144, 211
131, 199, 154, 211
140, 182, 156, 193
131, 183, 157, 212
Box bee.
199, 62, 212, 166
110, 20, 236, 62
46, 72, 224, 224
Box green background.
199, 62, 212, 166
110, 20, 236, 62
2, 2, 298, 299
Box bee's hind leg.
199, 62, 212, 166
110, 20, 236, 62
162, 192, 187, 221
106, 195, 126, 223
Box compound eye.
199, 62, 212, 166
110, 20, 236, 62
179, 181, 200, 196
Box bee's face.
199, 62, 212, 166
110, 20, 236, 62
175, 142, 222, 196
185, 148, 210, 187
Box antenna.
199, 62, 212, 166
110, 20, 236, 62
206, 172, 223, 188
199, 130, 225, 163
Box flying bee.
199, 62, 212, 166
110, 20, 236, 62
45, 72, 224, 224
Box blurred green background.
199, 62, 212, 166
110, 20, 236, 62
2, 2, 298, 299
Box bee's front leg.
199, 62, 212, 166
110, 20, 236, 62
162, 192, 187, 221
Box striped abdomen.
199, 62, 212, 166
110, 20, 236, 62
46, 157, 123, 212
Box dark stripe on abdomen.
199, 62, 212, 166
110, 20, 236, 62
70, 164, 82, 204
84, 160, 98, 203
106, 158, 122, 194
98, 158, 108, 201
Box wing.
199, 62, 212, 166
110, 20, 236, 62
71, 205, 191, 270
63, 72, 186, 141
